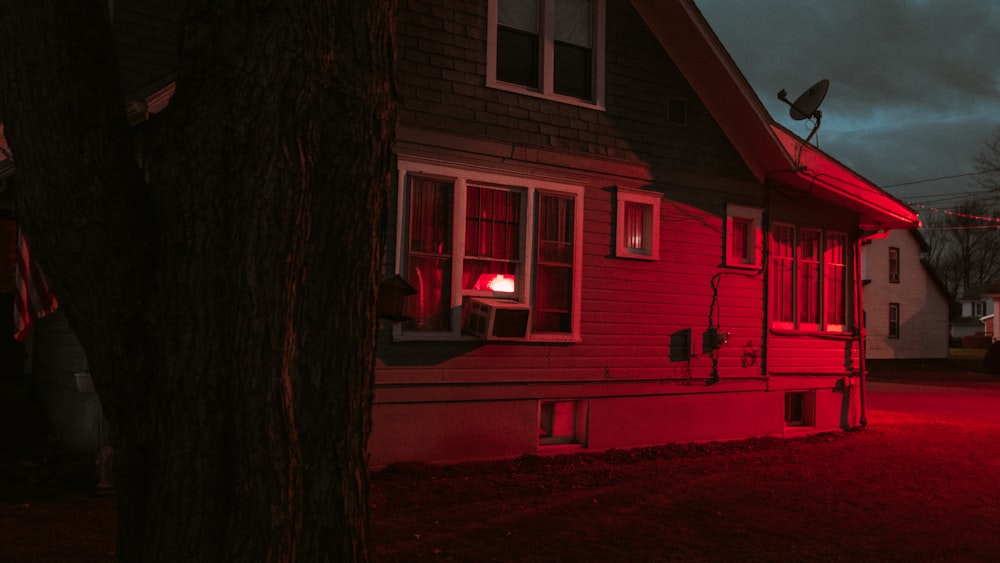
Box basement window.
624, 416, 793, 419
539, 400, 587, 446
784, 391, 815, 428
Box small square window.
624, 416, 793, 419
614, 187, 660, 260
539, 399, 587, 446
784, 391, 815, 427
726, 204, 763, 268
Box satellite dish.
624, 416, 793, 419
777, 79, 829, 121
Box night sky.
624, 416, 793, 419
695, 0, 1000, 218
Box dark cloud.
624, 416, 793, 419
695, 0, 1000, 205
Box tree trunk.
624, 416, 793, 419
0, 1, 395, 561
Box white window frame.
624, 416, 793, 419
725, 204, 763, 269
394, 159, 584, 342
824, 231, 849, 333
539, 399, 588, 447
888, 246, 900, 283
769, 223, 850, 334
614, 187, 660, 260
486, 0, 606, 109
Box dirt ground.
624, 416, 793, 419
4, 359, 1000, 562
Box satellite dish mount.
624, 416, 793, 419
777, 78, 829, 146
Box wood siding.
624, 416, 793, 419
372, 0, 873, 465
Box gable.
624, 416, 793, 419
632, 0, 918, 231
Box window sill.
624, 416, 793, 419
723, 262, 761, 271
769, 328, 853, 340
486, 79, 605, 111
392, 333, 580, 344
538, 443, 586, 455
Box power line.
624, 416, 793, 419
883, 168, 1000, 189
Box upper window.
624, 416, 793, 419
396, 160, 584, 342
888, 247, 900, 283
726, 204, 763, 269
975, 301, 987, 317
769, 223, 849, 332
614, 187, 660, 260
488, 0, 606, 107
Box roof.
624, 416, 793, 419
631, 0, 919, 231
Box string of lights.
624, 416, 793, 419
906, 201, 1000, 222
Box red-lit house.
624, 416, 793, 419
369, 0, 918, 467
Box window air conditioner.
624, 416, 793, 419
464, 297, 530, 340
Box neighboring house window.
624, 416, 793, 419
614, 187, 660, 259
974, 301, 986, 317
487, 0, 606, 107
726, 204, 763, 268
888, 247, 900, 283
397, 160, 584, 341
769, 223, 849, 332
888, 302, 900, 339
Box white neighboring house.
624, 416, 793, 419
862, 229, 950, 359
977, 280, 1000, 341
953, 286, 992, 343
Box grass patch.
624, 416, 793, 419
949, 347, 987, 361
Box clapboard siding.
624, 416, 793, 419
370, 0, 877, 466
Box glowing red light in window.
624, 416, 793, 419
475, 273, 515, 293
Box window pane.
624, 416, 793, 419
464, 186, 521, 294
731, 216, 753, 264
406, 178, 453, 331
889, 303, 900, 339
770, 225, 795, 323
499, 0, 538, 32
798, 230, 821, 326
497, 27, 540, 88
497, 0, 539, 89
623, 201, 647, 253
553, 0, 591, 98
825, 234, 847, 328
466, 186, 520, 260
553, 42, 592, 99
889, 247, 900, 282
555, 0, 590, 46
535, 193, 574, 332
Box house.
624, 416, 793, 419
368, 0, 917, 467
977, 279, 1000, 342
953, 285, 993, 345
5, 1, 919, 468
861, 229, 950, 359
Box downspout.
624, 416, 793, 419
855, 229, 890, 428
854, 234, 868, 427
760, 183, 771, 379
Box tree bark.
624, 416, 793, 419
0, 1, 395, 561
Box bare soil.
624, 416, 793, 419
4, 360, 1000, 562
